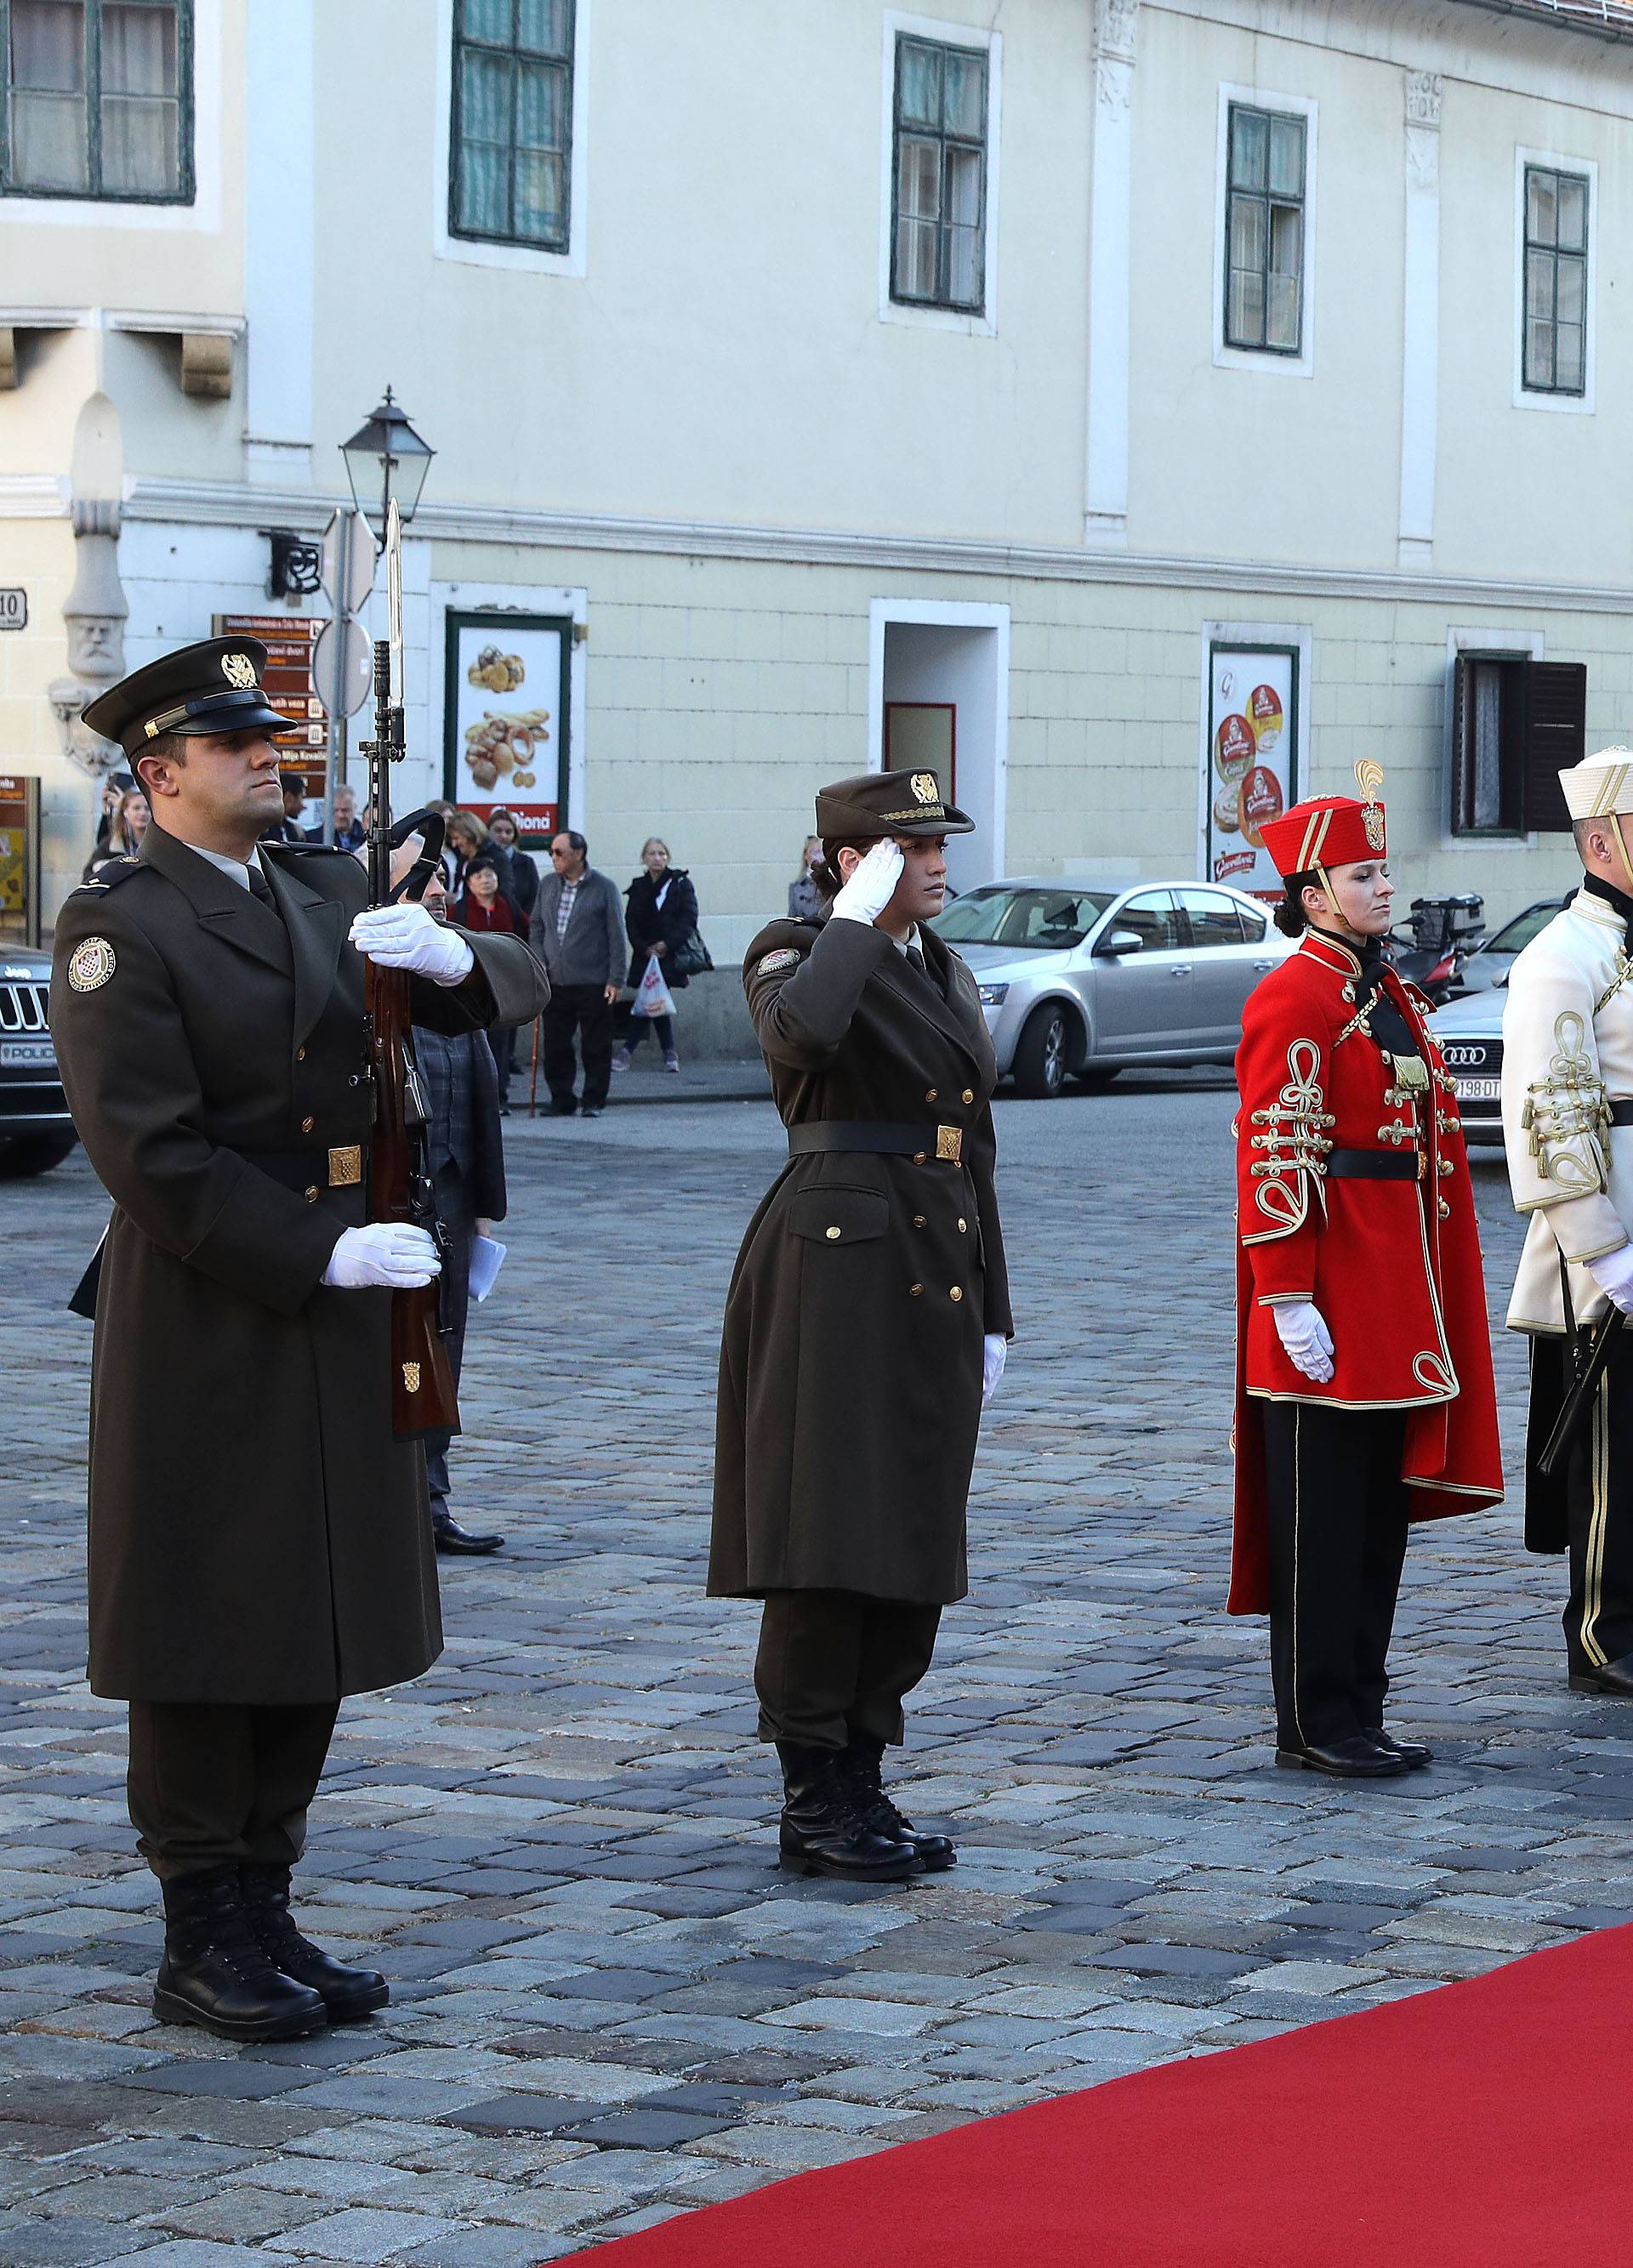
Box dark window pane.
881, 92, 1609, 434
1232, 267, 1266, 345
1527, 168, 1557, 247
897, 40, 940, 128
946, 220, 981, 306
1527, 247, 1556, 324
513, 146, 563, 240
460, 0, 512, 41
896, 215, 937, 298
1557, 174, 1588, 253
1556, 253, 1585, 327
102, 3, 176, 94
1525, 316, 1555, 391
897, 136, 939, 224
1556, 321, 1585, 392
10, 0, 83, 89
519, 0, 571, 55
452, 0, 574, 246
1230, 105, 1267, 190
1228, 192, 1265, 276
515, 56, 562, 151
945, 142, 981, 228
942, 48, 984, 139
1267, 115, 1303, 199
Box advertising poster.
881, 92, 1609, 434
1207, 645, 1298, 899
444, 612, 571, 842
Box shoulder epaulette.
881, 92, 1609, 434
73, 856, 147, 895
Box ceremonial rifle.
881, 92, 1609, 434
360, 498, 460, 1437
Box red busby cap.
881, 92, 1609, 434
1259, 772, 1387, 881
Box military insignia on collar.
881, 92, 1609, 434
221, 651, 259, 690
67, 937, 117, 992
758, 947, 800, 975
910, 772, 937, 805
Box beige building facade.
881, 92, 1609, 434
3, 0, 1633, 962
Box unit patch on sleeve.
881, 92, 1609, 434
67, 937, 117, 993
757, 948, 800, 975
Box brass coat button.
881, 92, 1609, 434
958, 1218, 967, 1233
909, 1283, 923, 1296
949, 1286, 964, 1302
961, 1088, 974, 1104
301, 1116, 315, 1133
913, 1214, 926, 1228
1438, 1197, 1452, 1218
296, 1047, 305, 1062
304, 1185, 319, 1203
925, 1088, 939, 1103
826, 1225, 841, 1240
913, 1151, 927, 1165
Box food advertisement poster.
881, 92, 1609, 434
1206, 645, 1299, 900
444, 612, 571, 842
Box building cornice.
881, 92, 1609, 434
77, 475, 1633, 619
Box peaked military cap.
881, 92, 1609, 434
82, 636, 291, 760
814, 768, 975, 839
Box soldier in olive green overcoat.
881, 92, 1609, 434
712, 769, 1013, 1882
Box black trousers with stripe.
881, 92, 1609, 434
1260, 1402, 1410, 1751
1564, 1337, 1633, 1674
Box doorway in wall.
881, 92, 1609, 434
870, 604, 1009, 894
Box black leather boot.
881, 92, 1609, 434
239, 1863, 389, 2021
154, 1865, 328, 2043
841, 1733, 956, 1871
776, 1742, 922, 1881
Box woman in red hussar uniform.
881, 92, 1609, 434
1232, 767, 1503, 1778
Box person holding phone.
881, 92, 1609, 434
712, 769, 1013, 1882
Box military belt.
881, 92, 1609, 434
1326, 1148, 1420, 1182
788, 1120, 964, 1165
1608, 1100, 1633, 1127
235, 1145, 365, 1199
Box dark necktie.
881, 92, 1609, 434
248, 865, 276, 909
906, 943, 944, 999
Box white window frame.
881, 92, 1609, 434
0, 0, 222, 233
433, 0, 590, 278
1213, 84, 1317, 380
1514, 144, 1596, 416
879, 10, 1001, 338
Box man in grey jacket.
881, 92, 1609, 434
529, 830, 627, 1116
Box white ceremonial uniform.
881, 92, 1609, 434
1502, 745, 1633, 1685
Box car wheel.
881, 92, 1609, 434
0, 1133, 77, 1178
1012, 1003, 1072, 1099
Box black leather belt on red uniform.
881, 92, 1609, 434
788, 1121, 964, 1165
1327, 1148, 1420, 1181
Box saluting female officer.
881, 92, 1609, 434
712, 770, 1013, 1880
1232, 771, 1502, 1777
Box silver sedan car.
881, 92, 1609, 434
930, 877, 1294, 1097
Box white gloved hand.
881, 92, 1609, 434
321, 1223, 441, 1289
350, 901, 475, 985
828, 839, 905, 928
982, 1334, 1008, 1406
1589, 1243, 1633, 1317
1273, 1299, 1334, 1383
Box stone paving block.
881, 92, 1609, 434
0, 2217, 157, 2265
393, 2227, 565, 2268
560, 2106, 737, 2148
263, 2206, 471, 2260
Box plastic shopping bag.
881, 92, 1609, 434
631, 952, 676, 1019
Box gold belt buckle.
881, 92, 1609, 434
328, 1145, 362, 1188
1416, 1150, 1428, 1181
936, 1125, 963, 1165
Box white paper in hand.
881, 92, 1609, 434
469, 1234, 507, 1304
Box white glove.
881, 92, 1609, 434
828, 839, 904, 928
321, 1223, 441, 1289
982, 1334, 1007, 1406
350, 901, 475, 985
1273, 1299, 1334, 1383
1589, 1243, 1633, 1317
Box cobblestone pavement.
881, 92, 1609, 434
3, 1074, 1630, 2265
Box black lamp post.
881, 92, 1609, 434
341, 388, 435, 548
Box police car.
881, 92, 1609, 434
2, 946, 76, 1174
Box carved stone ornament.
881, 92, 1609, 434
1405, 71, 1443, 128
1095, 0, 1138, 62
50, 496, 128, 782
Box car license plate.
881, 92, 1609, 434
0, 1039, 54, 1069
1454, 1077, 1500, 1102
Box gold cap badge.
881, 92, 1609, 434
910, 772, 938, 805
221, 651, 259, 690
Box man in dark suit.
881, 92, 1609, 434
51, 636, 549, 2044
413, 859, 518, 1556
262, 772, 310, 844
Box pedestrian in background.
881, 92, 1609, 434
307, 783, 366, 851
262, 773, 309, 845
94, 769, 136, 853
613, 837, 697, 1075
457, 850, 523, 1111
788, 834, 823, 922
410, 854, 516, 1557
444, 810, 488, 899
486, 808, 540, 925
529, 829, 625, 1117
83, 785, 150, 882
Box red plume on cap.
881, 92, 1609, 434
1258, 765, 1387, 879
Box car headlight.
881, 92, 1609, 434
977, 982, 1009, 1006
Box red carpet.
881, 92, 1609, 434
566, 1924, 1630, 2265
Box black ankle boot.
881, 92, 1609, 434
154, 1865, 327, 2043
776, 1742, 922, 1882
239, 1863, 389, 2021
841, 1733, 956, 1871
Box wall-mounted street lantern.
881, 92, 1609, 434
340, 388, 435, 548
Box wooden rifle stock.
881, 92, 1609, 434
366, 957, 459, 1436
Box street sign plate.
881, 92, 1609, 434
320, 509, 374, 616
0, 589, 26, 630
313, 614, 373, 718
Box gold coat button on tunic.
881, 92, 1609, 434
925, 1088, 939, 1103
826, 1225, 841, 1240
949, 1286, 964, 1302
304, 1185, 319, 1203
909, 1283, 923, 1297
958, 1218, 967, 1232
296, 1047, 305, 1062
301, 1116, 315, 1133
913, 1151, 927, 1165
961, 1088, 975, 1104
913, 1214, 926, 1228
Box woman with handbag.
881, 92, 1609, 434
613, 838, 702, 1074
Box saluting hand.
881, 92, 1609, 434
350, 901, 475, 986
829, 839, 905, 928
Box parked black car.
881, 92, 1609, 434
4, 946, 77, 1174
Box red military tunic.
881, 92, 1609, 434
1230, 929, 1504, 1611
